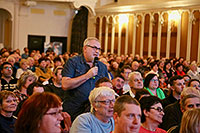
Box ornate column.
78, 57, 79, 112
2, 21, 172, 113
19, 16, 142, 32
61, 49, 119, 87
176, 11, 182, 58
132, 14, 137, 56
198, 10, 200, 63
117, 21, 122, 56
111, 15, 116, 54
140, 14, 145, 57
98, 16, 103, 44
13, 2, 20, 50
148, 13, 154, 57
186, 10, 194, 61
166, 12, 171, 58
124, 15, 129, 55
156, 12, 164, 59
104, 16, 109, 53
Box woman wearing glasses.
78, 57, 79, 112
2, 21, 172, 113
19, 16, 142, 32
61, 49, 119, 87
139, 96, 167, 133
144, 73, 166, 100
15, 92, 71, 133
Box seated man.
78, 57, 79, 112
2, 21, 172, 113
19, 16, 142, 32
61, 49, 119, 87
113, 95, 141, 133
188, 79, 200, 91
70, 87, 115, 133
160, 87, 200, 131
112, 75, 125, 96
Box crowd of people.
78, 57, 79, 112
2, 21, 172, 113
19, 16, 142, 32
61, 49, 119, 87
0, 37, 200, 133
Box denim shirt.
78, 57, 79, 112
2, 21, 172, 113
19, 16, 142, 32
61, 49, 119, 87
62, 54, 109, 120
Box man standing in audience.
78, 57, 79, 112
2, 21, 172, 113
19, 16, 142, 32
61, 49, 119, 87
70, 87, 115, 133
124, 71, 144, 98
162, 75, 185, 108
120, 65, 132, 93
61, 37, 109, 121
113, 95, 141, 133
112, 75, 125, 96
0, 62, 17, 91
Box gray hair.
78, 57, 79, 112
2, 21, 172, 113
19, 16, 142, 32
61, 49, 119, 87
181, 87, 200, 98
89, 87, 115, 113
128, 71, 142, 82
83, 37, 100, 46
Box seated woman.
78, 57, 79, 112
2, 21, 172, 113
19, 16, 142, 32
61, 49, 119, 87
144, 74, 166, 99
180, 108, 200, 133
13, 71, 37, 102
0, 90, 18, 133
15, 92, 71, 133
139, 96, 167, 133
16, 59, 32, 79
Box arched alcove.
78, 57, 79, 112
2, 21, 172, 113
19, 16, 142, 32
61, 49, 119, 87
0, 8, 12, 49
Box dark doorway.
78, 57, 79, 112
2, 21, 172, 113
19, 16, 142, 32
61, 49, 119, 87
28, 35, 45, 53
50, 36, 67, 54
70, 6, 88, 53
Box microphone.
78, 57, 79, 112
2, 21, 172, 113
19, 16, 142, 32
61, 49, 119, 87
93, 57, 99, 67
93, 57, 98, 79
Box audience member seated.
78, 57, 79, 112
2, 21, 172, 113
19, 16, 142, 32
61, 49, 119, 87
144, 74, 166, 99
44, 66, 68, 101
113, 95, 141, 133
0, 62, 17, 91
174, 63, 185, 76
135, 89, 150, 101
182, 74, 191, 86
16, 59, 32, 79
187, 61, 200, 80
124, 71, 144, 98
6, 56, 17, 78
95, 77, 113, 89
0, 90, 18, 133
188, 79, 200, 91
145, 61, 159, 76
27, 57, 36, 72
13, 71, 37, 102
162, 75, 185, 108
139, 96, 167, 133
15, 92, 71, 133
163, 60, 174, 84
131, 60, 140, 72
168, 94, 200, 133
160, 87, 200, 131
112, 75, 125, 96
21, 47, 29, 59
70, 87, 115, 133
35, 57, 53, 83
14, 82, 45, 116
180, 108, 200, 133
120, 65, 132, 93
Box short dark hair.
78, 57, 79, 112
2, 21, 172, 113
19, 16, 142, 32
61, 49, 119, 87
114, 74, 125, 81
53, 56, 61, 63
0, 62, 13, 71
114, 95, 140, 116
27, 82, 44, 96
188, 79, 200, 87
38, 57, 47, 64
120, 65, 131, 73
95, 77, 112, 87
176, 63, 183, 70
144, 73, 158, 88
169, 75, 183, 86
139, 96, 162, 123
135, 89, 150, 101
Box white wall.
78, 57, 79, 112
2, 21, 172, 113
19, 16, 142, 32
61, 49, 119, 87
1, 0, 75, 53
17, 2, 74, 53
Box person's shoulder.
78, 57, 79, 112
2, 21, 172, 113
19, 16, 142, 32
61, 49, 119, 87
156, 128, 167, 133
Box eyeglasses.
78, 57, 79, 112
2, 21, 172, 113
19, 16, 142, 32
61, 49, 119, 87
86, 45, 102, 51
192, 85, 200, 88
151, 79, 159, 82
150, 107, 164, 112
3, 67, 13, 70
95, 99, 115, 105
45, 110, 62, 117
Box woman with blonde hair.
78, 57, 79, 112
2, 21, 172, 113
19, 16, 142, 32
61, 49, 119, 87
14, 71, 37, 102
180, 108, 200, 133
16, 59, 32, 79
